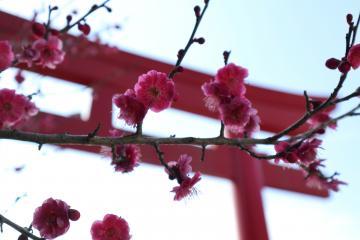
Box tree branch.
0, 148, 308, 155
0, 214, 44, 240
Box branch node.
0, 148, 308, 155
87, 123, 101, 140
201, 144, 207, 162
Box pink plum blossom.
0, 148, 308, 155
167, 154, 201, 201
306, 175, 347, 192
91, 214, 131, 240
274, 139, 321, 165
172, 172, 201, 201
32, 36, 65, 69
113, 89, 147, 126
201, 81, 232, 111
215, 63, 248, 96
218, 96, 252, 133
348, 43, 360, 69
134, 70, 175, 112
167, 154, 193, 181
274, 141, 298, 163
32, 198, 79, 239
296, 138, 322, 164
0, 40, 14, 71
0, 89, 38, 128
16, 45, 40, 67
242, 108, 261, 136
101, 129, 141, 173
307, 112, 337, 130
111, 144, 140, 173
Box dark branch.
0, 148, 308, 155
0, 214, 44, 240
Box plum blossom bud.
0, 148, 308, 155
15, 70, 25, 84
177, 49, 185, 59
347, 44, 360, 69
223, 51, 231, 63
32, 22, 46, 37
194, 37, 205, 44
346, 13, 353, 25
194, 5, 201, 17
325, 58, 340, 70
78, 23, 91, 35
176, 66, 184, 73
338, 61, 351, 73
204, 0, 209, 3
66, 15, 72, 23
68, 209, 81, 221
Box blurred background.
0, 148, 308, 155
0, 0, 359, 239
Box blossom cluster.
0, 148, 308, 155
113, 70, 176, 126
17, 22, 65, 69
275, 138, 346, 191
112, 70, 203, 200
201, 63, 260, 137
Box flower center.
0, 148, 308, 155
43, 48, 53, 58
149, 87, 160, 97
3, 102, 12, 111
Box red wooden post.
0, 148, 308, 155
232, 149, 269, 240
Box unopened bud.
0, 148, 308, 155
51, 6, 59, 11
194, 37, 205, 44
223, 50, 231, 64
316, 128, 326, 135
346, 14, 353, 25
105, 6, 112, 12
66, 15, 72, 23
32, 22, 46, 37
194, 6, 201, 18
177, 49, 185, 59
204, 0, 209, 4
338, 61, 351, 73
78, 23, 91, 35
325, 58, 341, 70
68, 209, 81, 221
176, 66, 184, 73
50, 29, 60, 36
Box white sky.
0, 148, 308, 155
1, 0, 360, 239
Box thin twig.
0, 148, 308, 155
153, 143, 172, 173
304, 90, 311, 113
60, 0, 111, 33
87, 123, 101, 140
200, 144, 206, 162
350, 11, 360, 47
168, 1, 210, 79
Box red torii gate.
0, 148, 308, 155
0, 11, 329, 240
